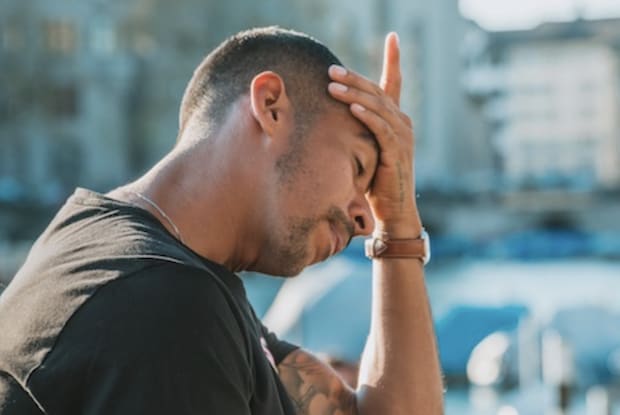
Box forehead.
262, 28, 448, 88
312, 104, 379, 154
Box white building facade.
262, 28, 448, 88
465, 19, 620, 191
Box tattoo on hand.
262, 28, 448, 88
397, 161, 405, 211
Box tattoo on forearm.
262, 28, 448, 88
295, 384, 318, 411
279, 350, 357, 415
397, 161, 405, 211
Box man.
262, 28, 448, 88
0, 27, 443, 414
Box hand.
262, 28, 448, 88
328, 33, 421, 236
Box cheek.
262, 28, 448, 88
283, 153, 353, 214
312, 150, 351, 183
304, 166, 349, 209
319, 160, 354, 196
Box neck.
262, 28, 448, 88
111, 142, 265, 272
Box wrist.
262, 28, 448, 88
375, 217, 423, 239
366, 222, 431, 264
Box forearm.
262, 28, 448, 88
325, 31, 444, 414
356, 219, 444, 415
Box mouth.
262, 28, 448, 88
329, 221, 344, 256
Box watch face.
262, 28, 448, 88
422, 229, 431, 265
365, 238, 388, 258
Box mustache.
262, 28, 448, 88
326, 206, 355, 248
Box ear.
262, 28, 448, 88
250, 71, 293, 138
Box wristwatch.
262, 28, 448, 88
365, 228, 431, 265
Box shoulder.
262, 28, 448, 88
54, 261, 251, 364
85, 261, 245, 337
30, 262, 255, 413
49, 261, 254, 383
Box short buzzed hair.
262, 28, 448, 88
178, 26, 343, 139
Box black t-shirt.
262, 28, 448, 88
0, 188, 298, 414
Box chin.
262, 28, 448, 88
279, 259, 311, 277
250, 261, 306, 278
279, 269, 304, 278
250, 240, 315, 277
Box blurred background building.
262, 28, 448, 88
0, 0, 483, 200
465, 17, 620, 192
2, 0, 620, 413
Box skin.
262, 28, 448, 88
110, 32, 443, 414
257, 100, 378, 276
278, 34, 444, 415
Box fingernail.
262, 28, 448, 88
351, 103, 366, 112
394, 32, 400, 46
329, 82, 348, 93
329, 65, 347, 77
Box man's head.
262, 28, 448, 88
174, 27, 377, 276
178, 26, 342, 142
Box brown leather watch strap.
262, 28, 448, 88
379, 238, 426, 258
365, 237, 426, 260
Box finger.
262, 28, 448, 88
328, 81, 400, 125
349, 103, 400, 154
379, 32, 402, 107
328, 65, 383, 97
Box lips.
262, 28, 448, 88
329, 221, 343, 256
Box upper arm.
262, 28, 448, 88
278, 348, 358, 415
32, 264, 252, 414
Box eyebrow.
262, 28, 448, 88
357, 130, 379, 153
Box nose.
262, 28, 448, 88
349, 193, 375, 237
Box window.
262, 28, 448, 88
43, 20, 77, 54
91, 21, 116, 54
43, 84, 79, 118
0, 91, 12, 120
2, 23, 24, 51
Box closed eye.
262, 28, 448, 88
355, 158, 365, 177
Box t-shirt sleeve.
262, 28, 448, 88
29, 263, 253, 415
258, 320, 299, 365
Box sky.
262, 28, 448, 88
459, 0, 620, 31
